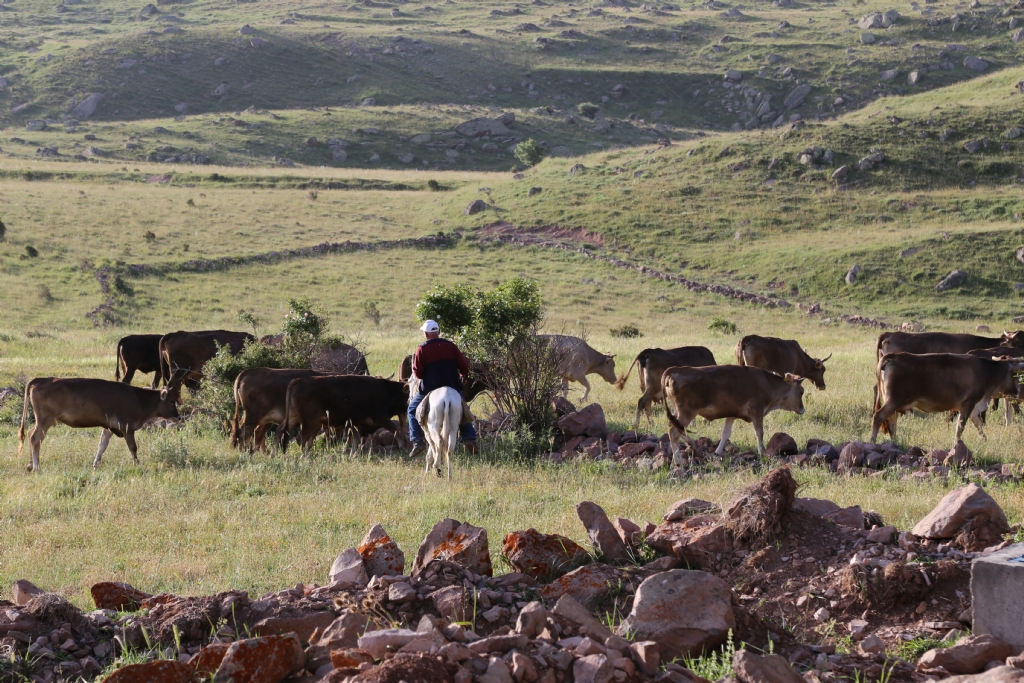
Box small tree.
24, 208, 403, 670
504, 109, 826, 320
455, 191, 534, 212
416, 278, 560, 448
514, 139, 545, 167
237, 309, 262, 337
577, 102, 600, 120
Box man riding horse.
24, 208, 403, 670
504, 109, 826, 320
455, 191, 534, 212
407, 320, 478, 457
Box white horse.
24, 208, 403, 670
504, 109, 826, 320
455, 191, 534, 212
423, 386, 462, 479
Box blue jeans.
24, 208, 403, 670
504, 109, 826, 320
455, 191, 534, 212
408, 392, 477, 444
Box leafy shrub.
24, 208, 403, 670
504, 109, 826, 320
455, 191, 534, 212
427, 179, 441, 191
363, 301, 383, 326
577, 102, 600, 120
514, 139, 545, 167
610, 324, 642, 339
708, 317, 738, 335
37, 285, 53, 304
683, 632, 741, 680
24, 245, 38, 258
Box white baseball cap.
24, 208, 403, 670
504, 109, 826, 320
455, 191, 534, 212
420, 320, 440, 333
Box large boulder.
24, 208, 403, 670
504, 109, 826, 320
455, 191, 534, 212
358, 524, 405, 578
912, 484, 1010, 548
783, 83, 812, 109
733, 650, 804, 683
356, 629, 422, 660
348, 653, 455, 682
69, 93, 103, 119
964, 56, 989, 72
858, 12, 884, 29
936, 269, 968, 292
557, 404, 608, 438
577, 501, 631, 563
12, 579, 44, 606
616, 570, 736, 660
918, 635, 1015, 675
501, 528, 590, 579
412, 519, 492, 577
792, 497, 841, 517
765, 432, 797, 457
253, 612, 336, 642
944, 668, 1024, 682
454, 117, 511, 137
91, 582, 152, 611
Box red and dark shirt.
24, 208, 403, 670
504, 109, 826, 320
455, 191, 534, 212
412, 338, 469, 393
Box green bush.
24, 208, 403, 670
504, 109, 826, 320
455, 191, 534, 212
610, 324, 642, 339
708, 317, 738, 335
417, 278, 543, 351
514, 139, 545, 167
24, 245, 38, 258
577, 102, 600, 120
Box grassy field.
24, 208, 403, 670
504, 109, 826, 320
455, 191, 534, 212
2, 0, 1024, 617
2, 239, 1024, 610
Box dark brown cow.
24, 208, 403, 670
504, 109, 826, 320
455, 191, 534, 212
661, 365, 806, 463
19, 373, 184, 472
967, 347, 1024, 425
736, 335, 831, 390
870, 352, 1023, 448
876, 330, 1024, 360
277, 375, 410, 454
115, 334, 163, 387
615, 346, 717, 427
399, 354, 490, 402
158, 330, 255, 388
230, 368, 329, 452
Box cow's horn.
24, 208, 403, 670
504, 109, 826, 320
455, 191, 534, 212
821, 353, 833, 363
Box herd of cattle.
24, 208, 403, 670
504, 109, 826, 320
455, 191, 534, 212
14, 327, 1024, 473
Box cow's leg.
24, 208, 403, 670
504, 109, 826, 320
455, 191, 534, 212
752, 415, 766, 456
578, 376, 592, 403
635, 386, 657, 429
715, 419, 735, 456
92, 429, 114, 468
1006, 398, 1014, 427
869, 402, 898, 443
395, 413, 410, 450
124, 430, 140, 463
123, 366, 136, 385
150, 370, 161, 390
253, 423, 268, 453
967, 398, 988, 441
28, 423, 49, 473
667, 412, 697, 468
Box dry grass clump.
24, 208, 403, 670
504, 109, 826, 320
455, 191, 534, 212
724, 467, 797, 545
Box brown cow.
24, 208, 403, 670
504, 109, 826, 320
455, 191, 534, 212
876, 330, 1024, 360
870, 352, 1023, 448
968, 347, 1024, 424
115, 334, 163, 387
615, 346, 717, 427
661, 365, 806, 463
230, 368, 329, 452
277, 375, 410, 454
158, 330, 255, 389
736, 335, 831, 390
18, 373, 184, 472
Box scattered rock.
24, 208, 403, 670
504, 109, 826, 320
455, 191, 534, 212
12, 579, 44, 606
733, 650, 804, 683
358, 524, 406, 578
69, 93, 103, 119
964, 56, 989, 71
918, 634, 1015, 674
412, 518, 492, 577
557, 404, 607, 438
539, 563, 623, 606
454, 117, 511, 137
576, 501, 631, 563
330, 548, 370, 587
846, 264, 862, 285
91, 582, 152, 611
103, 661, 194, 682
783, 83, 812, 109
912, 483, 1010, 548
502, 528, 590, 579
464, 199, 488, 215
765, 432, 798, 457
616, 570, 736, 660
936, 269, 968, 292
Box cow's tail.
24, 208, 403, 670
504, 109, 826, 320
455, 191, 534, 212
875, 332, 891, 363
662, 396, 688, 435
873, 355, 890, 435
734, 337, 749, 366
229, 373, 244, 449
615, 355, 641, 391
18, 380, 35, 455
276, 384, 293, 453
157, 338, 168, 388
114, 340, 123, 381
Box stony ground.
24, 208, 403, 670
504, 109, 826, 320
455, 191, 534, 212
1, 466, 1019, 683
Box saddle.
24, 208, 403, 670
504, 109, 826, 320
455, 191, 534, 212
415, 388, 477, 434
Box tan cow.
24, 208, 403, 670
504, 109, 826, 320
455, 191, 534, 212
615, 346, 717, 427
871, 352, 1023, 448
540, 334, 616, 402
19, 373, 184, 472
661, 365, 806, 464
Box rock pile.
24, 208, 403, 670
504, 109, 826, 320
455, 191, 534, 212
1, 469, 1018, 683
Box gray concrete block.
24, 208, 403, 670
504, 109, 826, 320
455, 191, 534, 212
971, 541, 1024, 651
